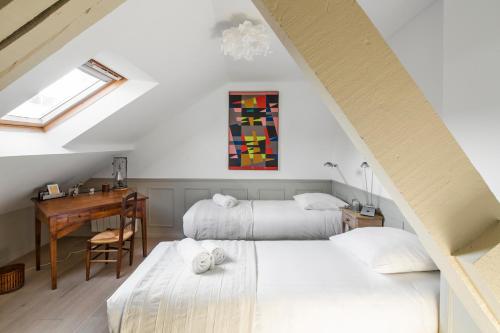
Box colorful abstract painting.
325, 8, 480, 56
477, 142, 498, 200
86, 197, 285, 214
228, 91, 279, 170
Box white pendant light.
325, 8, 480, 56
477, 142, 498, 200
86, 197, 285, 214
221, 20, 271, 61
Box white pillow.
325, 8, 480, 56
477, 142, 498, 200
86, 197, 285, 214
329, 227, 438, 273
293, 193, 347, 210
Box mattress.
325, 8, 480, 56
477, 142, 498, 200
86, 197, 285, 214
183, 200, 342, 240
108, 241, 439, 333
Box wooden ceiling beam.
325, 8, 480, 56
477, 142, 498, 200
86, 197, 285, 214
0, 0, 125, 91
252, 0, 499, 331
0, 0, 67, 49
0, 0, 60, 42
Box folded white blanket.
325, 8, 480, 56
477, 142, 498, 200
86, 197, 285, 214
177, 238, 214, 274
203, 240, 225, 265
119, 241, 256, 333
213, 193, 239, 208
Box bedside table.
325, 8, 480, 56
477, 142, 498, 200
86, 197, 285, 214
341, 208, 384, 233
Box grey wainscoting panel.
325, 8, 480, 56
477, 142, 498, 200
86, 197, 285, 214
148, 188, 175, 227
184, 188, 211, 211
294, 189, 324, 195
87, 178, 333, 238
221, 188, 248, 200
258, 189, 285, 200
332, 180, 413, 233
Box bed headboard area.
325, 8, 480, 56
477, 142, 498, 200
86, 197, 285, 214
86, 178, 332, 238
85, 178, 411, 238
332, 180, 415, 233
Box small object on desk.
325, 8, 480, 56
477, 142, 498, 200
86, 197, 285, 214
341, 207, 383, 233
89, 188, 95, 195
102, 183, 111, 192
41, 192, 66, 201
47, 184, 60, 195
112, 157, 128, 190
70, 182, 84, 197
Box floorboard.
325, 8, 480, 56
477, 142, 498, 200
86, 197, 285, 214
0, 236, 167, 333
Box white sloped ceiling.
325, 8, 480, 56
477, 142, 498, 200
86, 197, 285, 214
0, 0, 437, 215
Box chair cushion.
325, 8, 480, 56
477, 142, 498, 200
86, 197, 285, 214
90, 227, 134, 244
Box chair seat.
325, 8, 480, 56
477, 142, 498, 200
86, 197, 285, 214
90, 227, 133, 244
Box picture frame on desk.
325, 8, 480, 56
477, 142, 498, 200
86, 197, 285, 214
47, 184, 60, 195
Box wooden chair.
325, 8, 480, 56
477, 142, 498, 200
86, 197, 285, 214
86, 192, 138, 280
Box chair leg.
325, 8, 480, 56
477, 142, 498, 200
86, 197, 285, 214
105, 244, 109, 264
85, 241, 91, 281
116, 241, 123, 279
129, 236, 135, 266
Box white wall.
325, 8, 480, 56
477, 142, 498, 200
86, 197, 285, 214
443, 0, 500, 201
96, 81, 341, 180
388, 0, 443, 114
95, 79, 390, 199
0, 207, 49, 266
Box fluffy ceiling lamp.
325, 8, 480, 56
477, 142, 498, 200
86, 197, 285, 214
221, 20, 271, 61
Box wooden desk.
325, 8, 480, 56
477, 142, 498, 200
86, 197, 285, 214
34, 191, 149, 289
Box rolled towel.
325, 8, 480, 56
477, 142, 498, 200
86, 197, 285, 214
225, 195, 238, 207
213, 193, 239, 208
177, 238, 214, 274
203, 241, 225, 265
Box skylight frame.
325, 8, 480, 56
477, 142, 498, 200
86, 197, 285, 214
0, 59, 125, 131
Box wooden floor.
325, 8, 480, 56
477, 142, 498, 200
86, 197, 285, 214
0, 236, 166, 333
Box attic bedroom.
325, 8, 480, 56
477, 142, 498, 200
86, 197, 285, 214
0, 0, 498, 332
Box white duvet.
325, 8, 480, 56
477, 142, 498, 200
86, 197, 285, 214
108, 241, 439, 333
253, 241, 439, 333
183, 200, 342, 240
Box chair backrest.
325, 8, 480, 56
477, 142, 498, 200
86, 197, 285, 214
119, 192, 138, 241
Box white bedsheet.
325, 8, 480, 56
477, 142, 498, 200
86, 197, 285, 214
254, 241, 439, 333
252, 200, 341, 239
108, 241, 439, 333
183, 200, 254, 240
183, 200, 342, 240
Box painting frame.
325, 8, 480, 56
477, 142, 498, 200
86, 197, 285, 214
228, 91, 279, 170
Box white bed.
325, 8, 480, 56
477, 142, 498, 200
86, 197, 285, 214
108, 240, 439, 333
183, 200, 342, 240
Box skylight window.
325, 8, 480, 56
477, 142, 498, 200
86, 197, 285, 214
1, 59, 124, 129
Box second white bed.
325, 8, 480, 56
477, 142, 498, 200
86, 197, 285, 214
183, 199, 342, 240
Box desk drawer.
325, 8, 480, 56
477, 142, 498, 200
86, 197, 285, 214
63, 212, 91, 228
54, 212, 91, 237
90, 207, 121, 220
54, 212, 91, 227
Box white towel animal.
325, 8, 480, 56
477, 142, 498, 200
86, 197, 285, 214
177, 238, 214, 274
213, 193, 239, 208
203, 241, 225, 265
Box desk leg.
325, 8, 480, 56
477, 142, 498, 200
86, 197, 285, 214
141, 202, 148, 257
35, 217, 41, 271
49, 220, 58, 290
